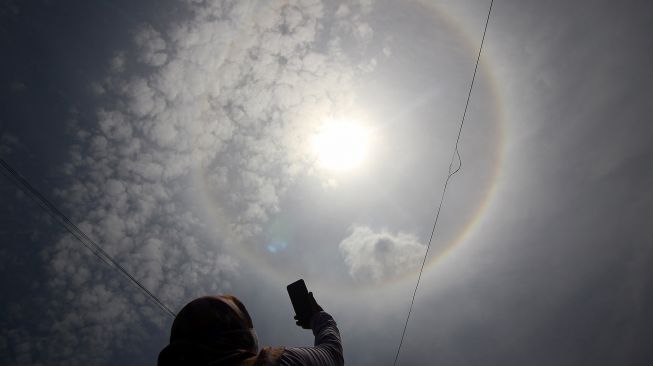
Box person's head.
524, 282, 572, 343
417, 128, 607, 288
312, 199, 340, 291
158, 295, 259, 365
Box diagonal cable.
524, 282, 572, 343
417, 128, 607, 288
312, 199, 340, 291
0, 157, 177, 318
393, 0, 494, 364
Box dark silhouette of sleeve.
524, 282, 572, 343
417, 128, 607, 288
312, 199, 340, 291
279, 311, 344, 366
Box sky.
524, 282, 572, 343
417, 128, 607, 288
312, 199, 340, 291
1, 0, 652, 365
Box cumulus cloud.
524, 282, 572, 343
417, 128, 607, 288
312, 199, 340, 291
134, 25, 168, 67
339, 225, 426, 282
31, 0, 380, 364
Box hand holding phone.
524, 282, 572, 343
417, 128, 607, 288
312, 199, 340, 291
287, 279, 323, 329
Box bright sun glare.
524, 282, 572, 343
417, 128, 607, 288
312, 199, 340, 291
312, 119, 370, 172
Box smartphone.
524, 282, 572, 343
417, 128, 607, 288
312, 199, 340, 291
287, 279, 312, 321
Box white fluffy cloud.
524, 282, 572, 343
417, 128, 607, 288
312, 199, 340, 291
339, 225, 426, 282
34, 0, 379, 364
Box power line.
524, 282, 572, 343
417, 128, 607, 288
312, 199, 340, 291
393, 1, 494, 364
0, 157, 177, 319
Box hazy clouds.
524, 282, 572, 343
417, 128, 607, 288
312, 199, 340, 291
26, 0, 381, 363
2, 0, 653, 365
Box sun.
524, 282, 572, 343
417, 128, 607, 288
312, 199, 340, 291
311, 119, 371, 172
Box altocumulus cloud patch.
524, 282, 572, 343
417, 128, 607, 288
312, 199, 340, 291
20, 0, 381, 364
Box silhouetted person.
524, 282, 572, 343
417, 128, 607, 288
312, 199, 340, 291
158, 294, 343, 366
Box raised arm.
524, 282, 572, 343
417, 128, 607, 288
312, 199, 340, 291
279, 310, 344, 366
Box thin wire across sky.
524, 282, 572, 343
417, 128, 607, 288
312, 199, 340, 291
0, 157, 177, 318
393, 0, 495, 364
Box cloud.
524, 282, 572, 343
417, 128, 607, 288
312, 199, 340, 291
29, 0, 380, 364
109, 52, 126, 73
0, 133, 20, 155
339, 225, 425, 282
134, 25, 168, 67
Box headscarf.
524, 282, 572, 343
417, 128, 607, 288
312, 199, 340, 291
158, 295, 259, 365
